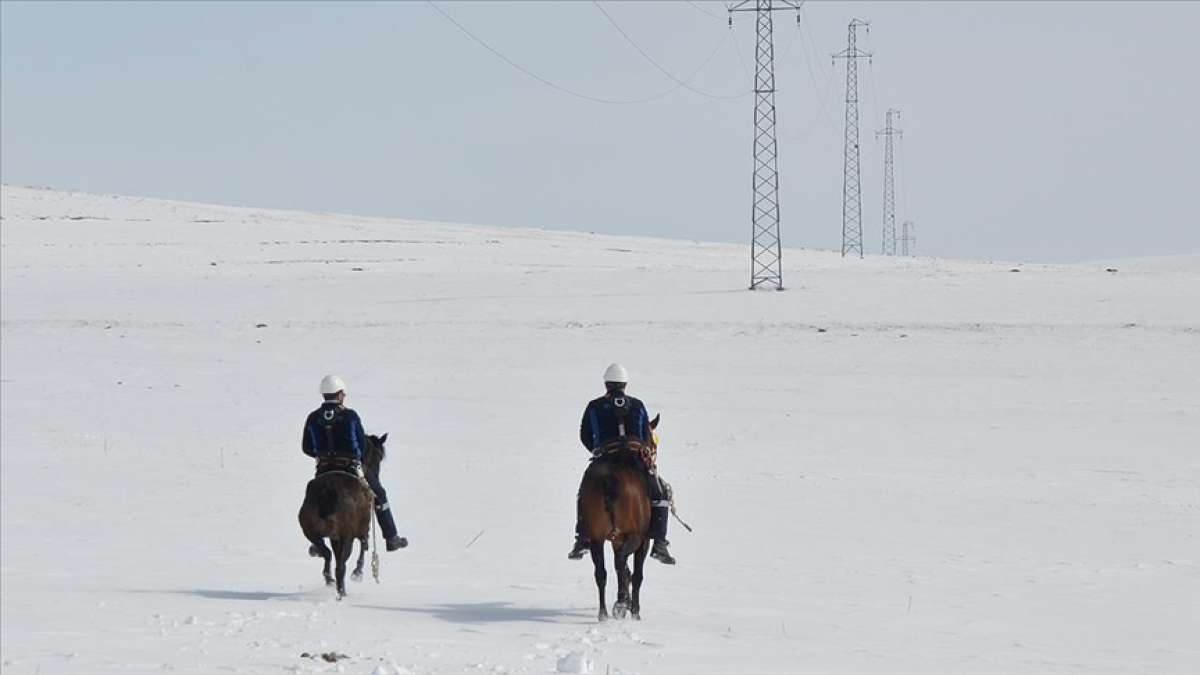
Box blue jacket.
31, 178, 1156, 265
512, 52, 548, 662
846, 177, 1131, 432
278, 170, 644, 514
579, 393, 650, 451
302, 402, 367, 460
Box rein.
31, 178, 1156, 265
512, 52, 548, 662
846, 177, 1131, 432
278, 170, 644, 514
315, 469, 365, 481
370, 497, 380, 583
592, 440, 658, 474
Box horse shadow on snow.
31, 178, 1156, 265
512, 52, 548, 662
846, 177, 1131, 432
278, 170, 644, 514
130, 591, 590, 624
359, 601, 592, 625
128, 588, 319, 602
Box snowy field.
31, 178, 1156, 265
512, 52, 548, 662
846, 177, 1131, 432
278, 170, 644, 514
1, 184, 1198, 674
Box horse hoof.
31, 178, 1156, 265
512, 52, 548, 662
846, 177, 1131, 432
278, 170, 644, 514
324, 577, 335, 587
612, 603, 628, 620
598, 613, 608, 623
351, 570, 363, 582
632, 612, 641, 621
308, 545, 321, 558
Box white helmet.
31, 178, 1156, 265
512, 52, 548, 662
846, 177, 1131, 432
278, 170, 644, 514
319, 374, 346, 396
603, 363, 629, 384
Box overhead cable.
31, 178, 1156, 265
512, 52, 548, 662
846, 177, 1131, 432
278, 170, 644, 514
429, 0, 736, 105
428, 1, 672, 105
684, 0, 726, 21
592, 1, 750, 101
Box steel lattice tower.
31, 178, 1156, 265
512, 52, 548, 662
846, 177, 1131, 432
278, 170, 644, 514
833, 19, 871, 258
876, 108, 901, 255
730, 0, 801, 291
901, 219, 915, 256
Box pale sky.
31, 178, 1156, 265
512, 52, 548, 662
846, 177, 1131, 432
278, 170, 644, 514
2, 1, 1197, 262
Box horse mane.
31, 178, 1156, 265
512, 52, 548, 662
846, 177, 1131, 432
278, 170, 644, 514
363, 434, 386, 476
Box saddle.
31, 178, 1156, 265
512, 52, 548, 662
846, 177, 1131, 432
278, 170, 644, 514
592, 439, 658, 474
314, 457, 372, 494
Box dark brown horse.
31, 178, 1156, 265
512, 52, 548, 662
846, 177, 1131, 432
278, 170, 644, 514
298, 433, 387, 598
578, 415, 659, 621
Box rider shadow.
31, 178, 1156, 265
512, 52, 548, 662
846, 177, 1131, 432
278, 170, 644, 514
361, 601, 591, 625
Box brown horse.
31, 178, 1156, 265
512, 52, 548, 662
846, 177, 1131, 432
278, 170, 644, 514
298, 433, 387, 598
578, 415, 659, 621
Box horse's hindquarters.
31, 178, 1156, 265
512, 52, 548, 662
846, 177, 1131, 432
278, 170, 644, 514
298, 473, 373, 540
579, 461, 650, 546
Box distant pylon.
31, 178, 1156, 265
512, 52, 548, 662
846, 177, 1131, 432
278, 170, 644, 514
876, 108, 901, 255
901, 219, 915, 256
833, 19, 871, 258
730, 0, 802, 291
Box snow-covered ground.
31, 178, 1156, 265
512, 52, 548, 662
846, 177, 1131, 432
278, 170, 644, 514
2, 184, 1198, 674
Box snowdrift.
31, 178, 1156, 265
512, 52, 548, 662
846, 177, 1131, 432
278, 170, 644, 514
2, 184, 1198, 674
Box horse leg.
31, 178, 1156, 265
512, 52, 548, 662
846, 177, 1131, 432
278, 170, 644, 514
331, 539, 350, 599
309, 537, 334, 586
352, 537, 366, 581
589, 543, 608, 622
612, 541, 632, 620
631, 538, 649, 620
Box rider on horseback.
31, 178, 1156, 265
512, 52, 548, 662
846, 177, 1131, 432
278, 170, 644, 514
302, 375, 407, 552
568, 363, 676, 565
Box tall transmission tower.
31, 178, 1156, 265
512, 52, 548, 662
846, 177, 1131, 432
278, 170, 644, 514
833, 19, 871, 258
729, 0, 802, 291
901, 219, 915, 256
876, 108, 901, 255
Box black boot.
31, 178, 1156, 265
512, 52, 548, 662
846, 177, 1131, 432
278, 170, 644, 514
376, 502, 407, 551
649, 506, 676, 565
651, 539, 675, 565
568, 496, 589, 560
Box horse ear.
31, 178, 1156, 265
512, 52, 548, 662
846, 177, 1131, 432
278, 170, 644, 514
650, 414, 660, 430
378, 432, 388, 444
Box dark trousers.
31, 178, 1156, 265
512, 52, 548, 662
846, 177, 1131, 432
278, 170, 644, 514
365, 471, 400, 540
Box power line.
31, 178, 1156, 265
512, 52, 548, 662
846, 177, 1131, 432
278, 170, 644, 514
797, 4, 830, 80
769, 2, 829, 143
730, 20, 755, 84
427, 1, 678, 105
794, 5, 838, 133
794, 9, 825, 96
779, 66, 837, 146
774, 16, 802, 64
592, 1, 750, 100
862, 28, 883, 149
684, 0, 725, 21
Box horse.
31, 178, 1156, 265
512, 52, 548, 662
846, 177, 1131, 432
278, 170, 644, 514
578, 414, 660, 621
297, 433, 387, 598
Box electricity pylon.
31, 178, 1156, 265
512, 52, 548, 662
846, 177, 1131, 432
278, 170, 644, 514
833, 19, 870, 258
729, 0, 802, 290
901, 219, 915, 256
876, 108, 901, 255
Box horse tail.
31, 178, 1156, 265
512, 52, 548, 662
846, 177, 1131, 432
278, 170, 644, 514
602, 471, 620, 541
316, 485, 339, 519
